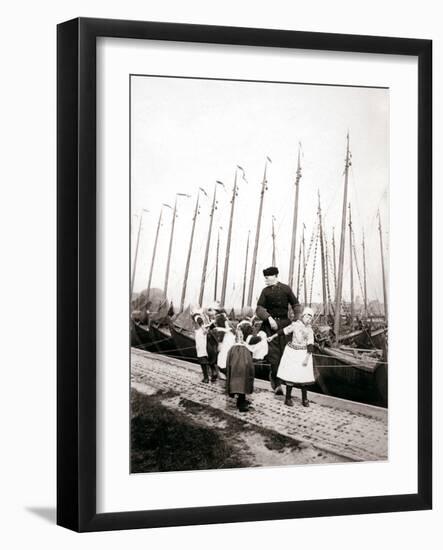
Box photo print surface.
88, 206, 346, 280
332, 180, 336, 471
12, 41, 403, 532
130, 75, 389, 474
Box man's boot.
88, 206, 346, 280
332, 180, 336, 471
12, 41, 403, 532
301, 387, 310, 407
201, 364, 209, 383
284, 384, 293, 407
269, 369, 276, 390
209, 363, 218, 383
270, 365, 283, 395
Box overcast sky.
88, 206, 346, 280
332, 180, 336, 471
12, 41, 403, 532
131, 75, 389, 310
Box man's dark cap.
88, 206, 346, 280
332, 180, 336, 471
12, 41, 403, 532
263, 266, 279, 276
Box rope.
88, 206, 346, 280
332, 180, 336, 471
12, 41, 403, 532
137, 348, 388, 367
351, 229, 365, 300
298, 220, 318, 297
309, 225, 320, 306
324, 234, 333, 309
326, 235, 336, 293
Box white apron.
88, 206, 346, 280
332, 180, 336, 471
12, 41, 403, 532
217, 329, 236, 369
276, 320, 315, 385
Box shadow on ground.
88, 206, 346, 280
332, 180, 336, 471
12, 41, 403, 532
26, 507, 56, 524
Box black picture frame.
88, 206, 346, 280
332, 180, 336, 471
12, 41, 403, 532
57, 17, 432, 532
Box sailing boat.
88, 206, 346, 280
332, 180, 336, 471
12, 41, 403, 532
169, 305, 199, 362
312, 134, 388, 406
130, 207, 160, 353
168, 180, 227, 362
131, 196, 190, 358
130, 140, 388, 405
131, 287, 176, 355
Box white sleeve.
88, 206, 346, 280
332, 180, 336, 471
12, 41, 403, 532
307, 327, 314, 346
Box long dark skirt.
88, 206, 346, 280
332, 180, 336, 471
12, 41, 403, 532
226, 345, 255, 395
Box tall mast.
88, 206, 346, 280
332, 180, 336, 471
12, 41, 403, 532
362, 229, 368, 318
324, 231, 333, 315
271, 215, 277, 266
348, 203, 355, 323
214, 227, 221, 301
241, 230, 251, 309
288, 144, 302, 288
220, 170, 239, 306
247, 156, 271, 306
164, 194, 189, 298
378, 211, 388, 322
180, 192, 201, 311
164, 198, 177, 297
131, 208, 148, 299
334, 133, 351, 341
332, 226, 337, 295
199, 181, 221, 306
146, 207, 163, 300
318, 191, 329, 317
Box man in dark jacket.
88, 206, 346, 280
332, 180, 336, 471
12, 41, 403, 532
255, 266, 299, 394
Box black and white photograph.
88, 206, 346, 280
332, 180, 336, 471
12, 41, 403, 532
0, 0, 437, 543
130, 74, 389, 473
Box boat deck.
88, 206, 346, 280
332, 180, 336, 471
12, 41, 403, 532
131, 348, 388, 462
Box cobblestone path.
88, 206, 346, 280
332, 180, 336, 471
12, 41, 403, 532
131, 348, 388, 462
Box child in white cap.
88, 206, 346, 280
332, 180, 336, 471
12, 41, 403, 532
268, 307, 315, 407
192, 312, 211, 383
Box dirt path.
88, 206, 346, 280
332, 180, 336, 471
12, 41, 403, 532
131, 348, 388, 465
132, 384, 345, 470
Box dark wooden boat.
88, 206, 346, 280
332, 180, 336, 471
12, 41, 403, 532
366, 327, 388, 350
149, 324, 179, 357
313, 344, 387, 407
169, 324, 198, 363
131, 319, 179, 357
130, 320, 157, 352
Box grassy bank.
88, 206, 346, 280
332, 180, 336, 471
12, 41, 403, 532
131, 389, 248, 473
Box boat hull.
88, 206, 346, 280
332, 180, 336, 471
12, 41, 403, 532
313, 346, 387, 407
170, 325, 198, 362
131, 321, 178, 357
131, 321, 157, 352
149, 325, 179, 357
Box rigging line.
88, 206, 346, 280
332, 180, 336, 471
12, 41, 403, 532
326, 234, 335, 282
351, 230, 365, 300
348, 165, 366, 230
321, 173, 348, 220
324, 234, 333, 307
366, 186, 389, 230
362, 240, 385, 305
298, 218, 318, 290
309, 224, 320, 306
137, 352, 388, 366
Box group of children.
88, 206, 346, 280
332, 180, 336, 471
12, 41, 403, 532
193, 304, 315, 413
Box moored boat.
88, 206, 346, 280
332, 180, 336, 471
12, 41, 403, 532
313, 344, 387, 407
